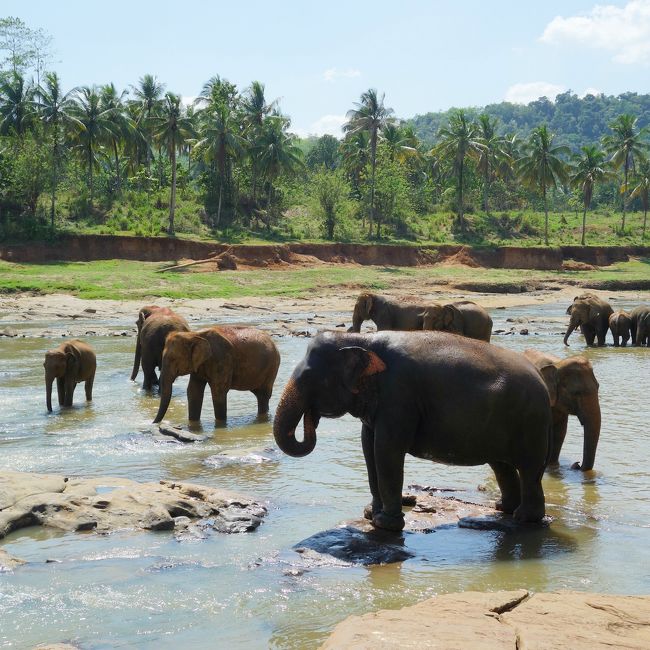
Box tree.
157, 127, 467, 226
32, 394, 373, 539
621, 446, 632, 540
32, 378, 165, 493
305, 134, 340, 170
475, 114, 509, 214
0, 17, 34, 74
151, 92, 194, 235
435, 110, 482, 230
381, 123, 418, 164
35, 72, 80, 227
517, 125, 569, 245
100, 83, 133, 193
340, 130, 369, 201
630, 155, 650, 241
130, 74, 165, 180
344, 89, 394, 236
312, 167, 348, 239
0, 72, 33, 136
570, 145, 613, 245
603, 114, 648, 231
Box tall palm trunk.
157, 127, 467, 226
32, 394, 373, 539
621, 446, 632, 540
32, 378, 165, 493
168, 146, 176, 235
543, 184, 549, 246
581, 204, 588, 246
483, 162, 490, 214
458, 156, 465, 230
113, 140, 121, 192
643, 205, 648, 241
622, 155, 629, 231
50, 129, 58, 229
216, 180, 223, 227
369, 130, 377, 237
87, 143, 94, 203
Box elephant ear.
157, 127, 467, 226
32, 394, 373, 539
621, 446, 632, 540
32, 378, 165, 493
190, 336, 213, 372
588, 304, 601, 321
339, 346, 386, 394
442, 304, 463, 332
361, 294, 373, 318
538, 363, 558, 407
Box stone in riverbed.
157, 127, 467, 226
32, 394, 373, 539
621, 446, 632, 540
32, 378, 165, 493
158, 425, 209, 443
0, 547, 25, 570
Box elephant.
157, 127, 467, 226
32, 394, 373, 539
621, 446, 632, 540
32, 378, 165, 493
564, 293, 613, 347
273, 330, 552, 531
523, 349, 601, 471
44, 340, 97, 412
134, 310, 190, 390
608, 310, 632, 347
421, 301, 492, 342
131, 305, 188, 384
153, 326, 281, 424
630, 305, 650, 346
347, 293, 430, 332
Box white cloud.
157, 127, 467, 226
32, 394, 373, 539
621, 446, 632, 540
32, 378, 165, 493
180, 95, 197, 107
540, 0, 650, 65
323, 67, 361, 82
504, 81, 566, 104
292, 114, 346, 138
580, 86, 602, 97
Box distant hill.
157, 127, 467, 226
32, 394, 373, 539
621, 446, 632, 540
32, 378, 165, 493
407, 91, 650, 150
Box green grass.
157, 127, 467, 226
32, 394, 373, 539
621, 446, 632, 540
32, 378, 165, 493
1, 258, 648, 301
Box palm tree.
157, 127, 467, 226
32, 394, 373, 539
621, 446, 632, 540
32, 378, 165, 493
382, 123, 418, 163
151, 92, 194, 235
130, 74, 165, 179
340, 130, 370, 217
100, 83, 133, 192
35, 72, 81, 227
570, 145, 613, 245
344, 89, 394, 236
253, 115, 303, 230
516, 125, 570, 245
603, 114, 649, 231
475, 114, 509, 214
436, 110, 483, 230
630, 155, 650, 240
0, 72, 34, 137
70, 86, 120, 201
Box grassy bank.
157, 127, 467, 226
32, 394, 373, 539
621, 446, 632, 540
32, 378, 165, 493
0, 258, 648, 301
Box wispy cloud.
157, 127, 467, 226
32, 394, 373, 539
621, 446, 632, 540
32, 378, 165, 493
323, 67, 361, 82
540, 0, 650, 65
504, 82, 566, 104
292, 114, 346, 138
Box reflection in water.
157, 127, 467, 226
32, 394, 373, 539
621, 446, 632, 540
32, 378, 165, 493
1, 300, 650, 649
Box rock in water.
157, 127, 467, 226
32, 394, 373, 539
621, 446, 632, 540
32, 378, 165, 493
158, 425, 208, 442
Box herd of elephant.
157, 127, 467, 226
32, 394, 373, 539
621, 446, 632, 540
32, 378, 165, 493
40, 293, 648, 533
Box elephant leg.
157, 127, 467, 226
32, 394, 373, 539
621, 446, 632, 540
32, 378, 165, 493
142, 361, 157, 391
490, 462, 521, 514
210, 383, 228, 422
56, 377, 65, 406
85, 373, 94, 402
581, 325, 596, 346
64, 382, 76, 407
514, 465, 546, 522
549, 411, 569, 466
187, 375, 207, 421
252, 388, 271, 416
361, 424, 382, 521
613, 333, 620, 347
596, 325, 607, 346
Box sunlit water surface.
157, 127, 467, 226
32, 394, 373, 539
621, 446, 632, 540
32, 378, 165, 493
1, 297, 649, 648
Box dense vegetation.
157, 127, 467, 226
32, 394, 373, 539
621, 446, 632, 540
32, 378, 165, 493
1, 16, 649, 247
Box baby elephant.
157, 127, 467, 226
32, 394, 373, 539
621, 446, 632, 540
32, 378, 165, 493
44, 340, 97, 412
153, 326, 281, 424
609, 310, 632, 347
421, 301, 492, 342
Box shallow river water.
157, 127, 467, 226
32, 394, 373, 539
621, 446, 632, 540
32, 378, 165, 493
1, 295, 649, 649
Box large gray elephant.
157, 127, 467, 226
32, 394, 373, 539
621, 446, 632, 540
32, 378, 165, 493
135, 310, 190, 390
564, 293, 613, 347
153, 326, 281, 424
273, 331, 552, 531
523, 349, 601, 471
44, 340, 97, 412
630, 305, 650, 346
347, 293, 430, 332
421, 301, 492, 342
609, 310, 632, 347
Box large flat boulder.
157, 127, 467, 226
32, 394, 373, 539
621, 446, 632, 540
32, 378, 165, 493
322, 590, 650, 649
0, 471, 266, 540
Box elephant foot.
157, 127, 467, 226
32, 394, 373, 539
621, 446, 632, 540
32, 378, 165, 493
513, 502, 545, 523
363, 500, 382, 521
571, 461, 593, 471
372, 511, 405, 532
495, 499, 518, 515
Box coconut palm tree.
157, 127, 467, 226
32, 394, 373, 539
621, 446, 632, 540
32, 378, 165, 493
344, 89, 394, 236
130, 74, 165, 179
99, 83, 133, 192
475, 114, 509, 215
382, 123, 418, 163
69, 86, 120, 202
603, 114, 649, 231
630, 155, 650, 241
150, 92, 195, 235
435, 110, 483, 230
570, 145, 613, 245
0, 72, 34, 137
34, 72, 81, 227
516, 125, 570, 245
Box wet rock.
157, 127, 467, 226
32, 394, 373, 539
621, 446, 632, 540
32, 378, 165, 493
34, 645, 79, 650
0, 547, 25, 570
458, 514, 551, 532
0, 471, 266, 539
204, 446, 278, 468
520, 328, 529, 335
322, 591, 650, 649
158, 425, 209, 443
83, 308, 97, 314
0, 327, 17, 337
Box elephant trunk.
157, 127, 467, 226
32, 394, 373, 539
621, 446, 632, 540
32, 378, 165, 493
45, 373, 54, 412
273, 377, 317, 457
153, 371, 175, 423
130, 335, 141, 381
577, 392, 601, 471
563, 317, 579, 346
348, 308, 362, 333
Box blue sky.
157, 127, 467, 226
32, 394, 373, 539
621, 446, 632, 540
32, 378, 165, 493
3, 0, 649, 136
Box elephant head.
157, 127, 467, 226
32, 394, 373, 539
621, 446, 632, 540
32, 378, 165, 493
348, 294, 374, 333
44, 344, 80, 411
131, 305, 169, 381
422, 304, 462, 333
153, 330, 232, 423
273, 334, 386, 457
564, 295, 602, 345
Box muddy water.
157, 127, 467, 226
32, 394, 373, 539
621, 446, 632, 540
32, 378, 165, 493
1, 297, 649, 649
